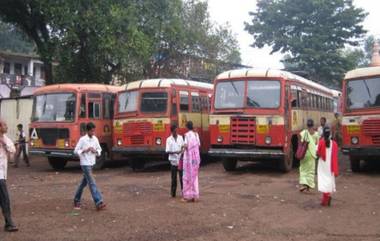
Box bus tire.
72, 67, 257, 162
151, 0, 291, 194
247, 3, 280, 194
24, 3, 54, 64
279, 148, 293, 172
48, 157, 67, 171
222, 159, 237, 172
94, 150, 108, 170
350, 156, 361, 172
130, 159, 145, 171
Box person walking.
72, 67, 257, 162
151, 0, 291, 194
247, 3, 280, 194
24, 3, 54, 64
14, 124, 30, 167
0, 120, 18, 232
182, 121, 201, 202
317, 126, 339, 206
165, 124, 184, 198
73, 122, 106, 211
317, 117, 327, 138
299, 119, 319, 192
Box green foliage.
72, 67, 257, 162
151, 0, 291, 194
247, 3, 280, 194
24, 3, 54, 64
0, 21, 35, 54
245, 0, 367, 87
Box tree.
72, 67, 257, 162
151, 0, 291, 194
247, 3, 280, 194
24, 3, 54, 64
0, 21, 35, 54
245, 0, 367, 87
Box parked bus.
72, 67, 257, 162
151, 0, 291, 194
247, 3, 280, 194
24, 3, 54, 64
29, 84, 122, 170
341, 66, 380, 172
112, 78, 213, 170
208, 68, 336, 172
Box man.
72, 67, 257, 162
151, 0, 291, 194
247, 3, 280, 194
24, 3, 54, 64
317, 117, 327, 137
73, 122, 106, 211
14, 124, 30, 167
0, 120, 18, 232
165, 124, 184, 198
332, 113, 342, 147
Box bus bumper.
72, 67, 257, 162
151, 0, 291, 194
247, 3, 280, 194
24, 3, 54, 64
112, 146, 166, 157
341, 147, 380, 157
29, 148, 76, 158
208, 148, 284, 159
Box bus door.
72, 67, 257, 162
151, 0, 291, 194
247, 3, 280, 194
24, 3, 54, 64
87, 92, 103, 140
170, 89, 179, 127
178, 90, 190, 135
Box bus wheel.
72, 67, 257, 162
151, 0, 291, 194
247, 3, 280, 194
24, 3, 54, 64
279, 148, 293, 172
222, 158, 237, 171
130, 159, 145, 171
94, 151, 108, 170
48, 157, 67, 171
350, 156, 361, 172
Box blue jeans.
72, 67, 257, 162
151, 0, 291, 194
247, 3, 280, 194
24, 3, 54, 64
74, 166, 103, 206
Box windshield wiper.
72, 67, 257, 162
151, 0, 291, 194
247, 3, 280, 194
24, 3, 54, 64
363, 80, 372, 98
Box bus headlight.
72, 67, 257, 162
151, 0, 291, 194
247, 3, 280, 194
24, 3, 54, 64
117, 139, 122, 146
156, 138, 162, 145
351, 136, 359, 145
265, 136, 272, 145
64, 140, 69, 147
30, 140, 34, 146
217, 136, 223, 143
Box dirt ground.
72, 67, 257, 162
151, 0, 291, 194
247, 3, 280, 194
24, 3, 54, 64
1, 153, 380, 241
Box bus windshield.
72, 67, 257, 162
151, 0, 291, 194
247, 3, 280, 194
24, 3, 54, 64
33, 93, 76, 122
214, 80, 245, 109
140, 92, 168, 113
118, 90, 138, 113
346, 77, 380, 110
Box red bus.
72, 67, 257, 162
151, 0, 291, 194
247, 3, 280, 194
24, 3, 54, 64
209, 68, 336, 172
29, 84, 122, 170
112, 78, 213, 170
341, 66, 380, 172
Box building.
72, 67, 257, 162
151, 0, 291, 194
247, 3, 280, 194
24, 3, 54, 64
0, 50, 45, 98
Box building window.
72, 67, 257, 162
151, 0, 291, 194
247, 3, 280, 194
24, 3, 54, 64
3, 62, 10, 74
15, 63, 22, 75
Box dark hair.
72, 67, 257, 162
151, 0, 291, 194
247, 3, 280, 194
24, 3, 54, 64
323, 126, 331, 148
170, 124, 177, 132
320, 117, 326, 122
17, 124, 23, 128
307, 119, 314, 128
186, 121, 193, 130
86, 122, 96, 131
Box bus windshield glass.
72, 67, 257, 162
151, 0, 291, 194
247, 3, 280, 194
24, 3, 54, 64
346, 77, 380, 110
118, 90, 138, 113
140, 92, 168, 113
33, 93, 76, 122
247, 80, 281, 108
214, 80, 245, 109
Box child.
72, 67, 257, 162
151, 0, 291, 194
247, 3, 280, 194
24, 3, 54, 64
165, 124, 184, 198
14, 124, 30, 167
317, 126, 339, 206
73, 122, 106, 210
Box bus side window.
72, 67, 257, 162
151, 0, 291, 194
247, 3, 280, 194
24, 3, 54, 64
171, 103, 178, 116
103, 93, 113, 119
180, 91, 189, 112
291, 89, 298, 108
88, 102, 100, 119
191, 93, 201, 112
80, 94, 86, 118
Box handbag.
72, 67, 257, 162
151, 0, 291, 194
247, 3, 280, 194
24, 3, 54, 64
295, 131, 309, 160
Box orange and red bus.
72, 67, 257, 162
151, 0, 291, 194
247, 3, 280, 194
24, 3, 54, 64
29, 84, 122, 170
112, 78, 213, 170
208, 68, 337, 172
341, 66, 380, 172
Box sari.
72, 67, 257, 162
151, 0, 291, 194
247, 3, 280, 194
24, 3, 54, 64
182, 130, 201, 200
299, 129, 319, 189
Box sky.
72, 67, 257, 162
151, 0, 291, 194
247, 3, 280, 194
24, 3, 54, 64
207, 0, 380, 68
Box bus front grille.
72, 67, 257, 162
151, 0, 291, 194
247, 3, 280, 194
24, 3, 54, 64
363, 119, 380, 136
29, 128, 69, 146
230, 117, 256, 144
123, 122, 153, 136
130, 135, 145, 145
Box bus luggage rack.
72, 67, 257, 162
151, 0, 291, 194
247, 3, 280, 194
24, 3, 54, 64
230, 117, 256, 144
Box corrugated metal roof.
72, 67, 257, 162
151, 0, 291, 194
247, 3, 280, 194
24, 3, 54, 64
123, 78, 213, 90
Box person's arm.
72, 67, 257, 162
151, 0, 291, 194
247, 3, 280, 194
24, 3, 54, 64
165, 137, 176, 154
2, 137, 16, 154
74, 138, 84, 155
93, 137, 102, 157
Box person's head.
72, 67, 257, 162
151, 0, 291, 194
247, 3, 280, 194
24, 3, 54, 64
323, 126, 331, 147
0, 120, 8, 134
306, 119, 314, 129
186, 121, 193, 131
17, 123, 23, 130
170, 124, 177, 136
86, 122, 96, 137
334, 113, 339, 119
320, 117, 326, 127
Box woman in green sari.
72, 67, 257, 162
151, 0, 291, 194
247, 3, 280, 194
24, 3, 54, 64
299, 119, 319, 192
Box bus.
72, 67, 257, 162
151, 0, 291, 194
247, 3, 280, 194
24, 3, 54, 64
112, 78, 213, 170
208, 68, 336, 172
341, 66, 380, 172
29, 84, 122, 170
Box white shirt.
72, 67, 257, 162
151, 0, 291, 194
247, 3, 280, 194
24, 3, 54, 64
0, 135, 16, 179
74, 134, 102, 166
165, 134, 184, 166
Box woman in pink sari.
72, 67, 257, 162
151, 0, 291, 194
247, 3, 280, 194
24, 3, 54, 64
182, 121, 201, 202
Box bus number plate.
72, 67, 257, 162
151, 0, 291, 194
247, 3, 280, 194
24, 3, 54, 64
257, 125, 269, 134
347, 125, 360, 134
218, 125, 230, 133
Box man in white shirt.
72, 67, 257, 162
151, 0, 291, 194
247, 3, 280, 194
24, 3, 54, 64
317, 117, 327, 137
165, 124, 184, 198
14, 123, 30, 167
0, 120, 18, 232
73, 122, 106, 211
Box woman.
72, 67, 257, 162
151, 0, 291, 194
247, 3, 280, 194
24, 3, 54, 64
317, 126, 339, 206
299, 119, 319, 192
182, 121, 201, 202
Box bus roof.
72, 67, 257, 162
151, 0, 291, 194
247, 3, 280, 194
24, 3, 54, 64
122, 78, 213, 91
344, 66, 380, 80
215, 68, 334, 95
33, 84, 122, 95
